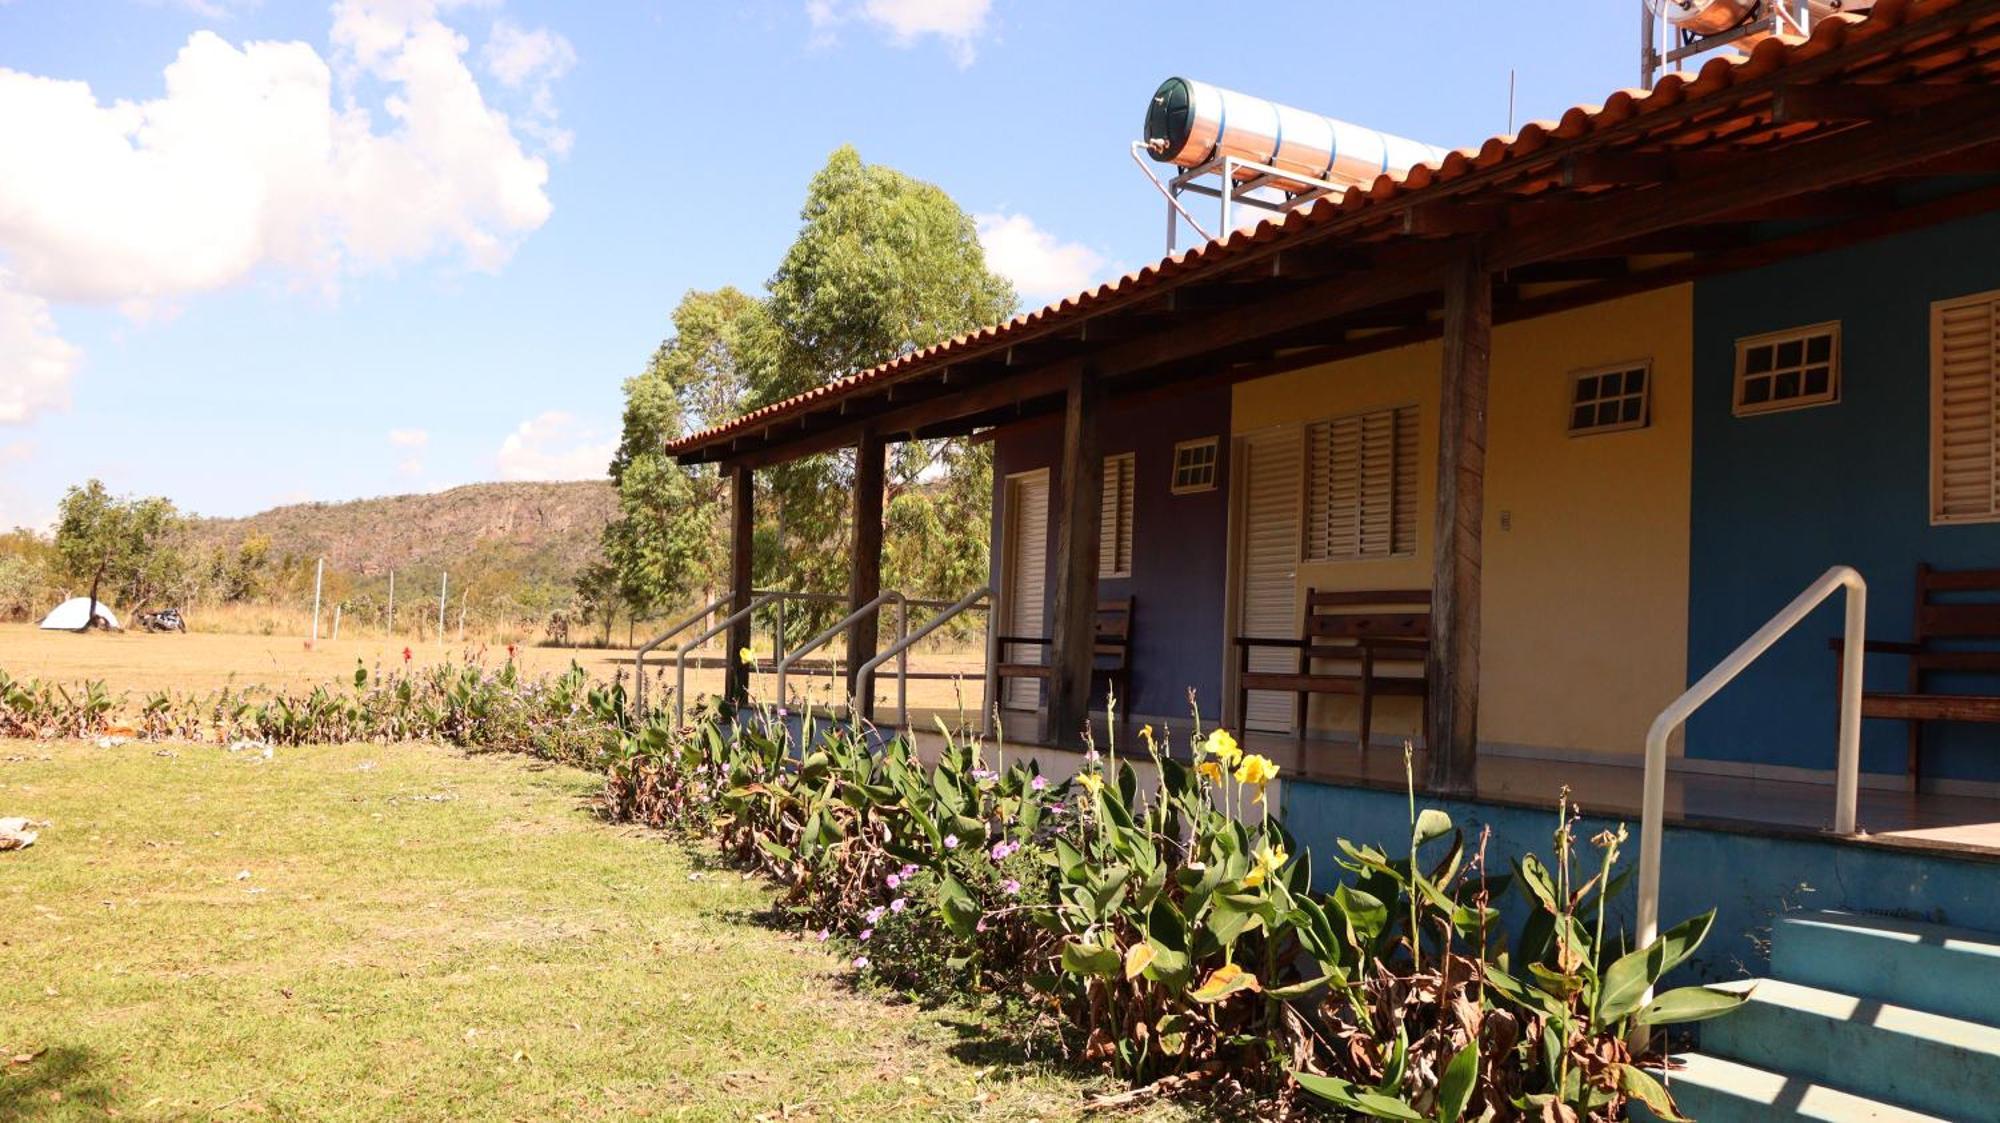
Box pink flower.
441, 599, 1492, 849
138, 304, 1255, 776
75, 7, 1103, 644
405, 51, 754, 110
975, 918, 988, 933
1031, 775, 1048, 792
865, 906, 885, 925
886, 873, 902, 889
890, 898, 906, 913
1002, 878, 1021, 895
853, 955, 869, 969
943, 834, 959, 850
816, 928, 830, 942
859, 928, 873, 941
990, 840, 1020, 862
900, 864, 917, 878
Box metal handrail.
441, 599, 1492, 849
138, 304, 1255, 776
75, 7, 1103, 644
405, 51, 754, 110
856, 586, 995, 732
774, 590, 908, 712
1636, 565, 1866, 957
633, 594, 732, 716
674, 592, 780, 727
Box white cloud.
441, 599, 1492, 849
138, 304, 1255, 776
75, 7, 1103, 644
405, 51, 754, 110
0, 1, 563, 401
496, 411, 613, 481
482, 18, 575, 156
388, 427, 430, 447
0, 271, 79, 424
975, 212, 1107, 306
807, 0, 991, 66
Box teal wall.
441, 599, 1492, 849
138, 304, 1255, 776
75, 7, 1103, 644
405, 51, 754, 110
1688, 211, 2000, 782
1283, 776, 2000, 985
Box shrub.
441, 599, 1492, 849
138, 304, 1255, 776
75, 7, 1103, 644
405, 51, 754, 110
603, 703, 1740, 1120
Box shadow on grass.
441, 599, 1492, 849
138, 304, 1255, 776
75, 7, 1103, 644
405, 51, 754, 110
0, 1046, 116, 1119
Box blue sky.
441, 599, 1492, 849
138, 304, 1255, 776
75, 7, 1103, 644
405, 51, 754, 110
0, 1, 1643, 528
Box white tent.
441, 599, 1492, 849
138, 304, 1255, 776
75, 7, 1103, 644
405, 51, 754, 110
38, 597, 119, 631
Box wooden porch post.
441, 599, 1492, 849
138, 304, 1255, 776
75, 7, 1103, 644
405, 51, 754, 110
1427, 244, 1490, 796
847, 433, 887, 717
726, 464, 755, 707
1046, 366, 1104, 746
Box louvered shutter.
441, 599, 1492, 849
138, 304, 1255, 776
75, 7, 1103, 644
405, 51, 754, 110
1004, 472, 1050, 709
1238, 428, 1301, 733
1934, 295, 2000, 523
1306, 406, 1417, 560
1099, 454, 1135, 577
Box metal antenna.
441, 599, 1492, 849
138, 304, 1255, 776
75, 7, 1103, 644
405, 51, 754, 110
1508, 69, 1517, 135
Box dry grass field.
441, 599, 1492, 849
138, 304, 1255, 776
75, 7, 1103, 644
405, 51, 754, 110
0, 622, 992, 720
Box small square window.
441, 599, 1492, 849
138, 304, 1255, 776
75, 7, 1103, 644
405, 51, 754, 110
1734, 323, 1840, 416
1567, 361, 1651, 436
1171, 437, 1219, 494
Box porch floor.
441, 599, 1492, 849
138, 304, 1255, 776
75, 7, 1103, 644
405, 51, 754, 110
900, 708, 2000, 861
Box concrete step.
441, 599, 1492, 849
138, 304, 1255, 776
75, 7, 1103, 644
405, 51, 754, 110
1700, 978, 2000, 1120
1632, 1053, 1954, 1123
1772, 909, 2000, 1028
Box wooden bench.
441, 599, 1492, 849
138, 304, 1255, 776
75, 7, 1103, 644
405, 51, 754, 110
995, 597, 1134, 708
1236, 588, 1430, 746
1832, 563, 2000, 781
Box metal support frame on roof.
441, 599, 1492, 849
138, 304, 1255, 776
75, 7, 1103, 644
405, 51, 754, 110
1131, 142, 1347, 253
1643, 1, 1817, 91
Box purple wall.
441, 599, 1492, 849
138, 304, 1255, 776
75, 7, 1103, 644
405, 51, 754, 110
988, 386, 1233, 720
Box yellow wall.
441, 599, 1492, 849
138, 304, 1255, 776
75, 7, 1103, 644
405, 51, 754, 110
1230, 285, 1694, 758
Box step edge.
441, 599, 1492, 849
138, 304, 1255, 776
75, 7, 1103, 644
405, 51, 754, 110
1650, 1054, 1955, 1123
1714, 978, 2000, 1055
1780, 910, 2000, 958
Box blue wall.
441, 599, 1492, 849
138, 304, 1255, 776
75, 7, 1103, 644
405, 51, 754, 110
989, 387, 1232, 719
1283, 776, 2000, 985
1689, 212, 2000, 782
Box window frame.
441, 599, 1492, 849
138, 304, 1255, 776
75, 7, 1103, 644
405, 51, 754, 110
1170, 436, 1220, 495
1566, 359, 1653, 437
1733, 322, 1842, 417
1099, 452, 1136, 579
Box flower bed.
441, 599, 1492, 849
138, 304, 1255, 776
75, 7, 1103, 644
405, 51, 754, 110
604, 703, 1741, 1120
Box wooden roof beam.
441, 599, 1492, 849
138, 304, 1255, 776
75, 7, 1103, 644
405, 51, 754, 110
1772, 83, 1985, 124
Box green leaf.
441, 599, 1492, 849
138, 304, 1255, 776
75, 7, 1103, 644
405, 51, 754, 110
1437, 1040, 1480, 1122
1599, 911, 1717, 1023
1413, 807, 1453, 847
1060, 939, 1122, 978
1640, 984, 1751, 1025
1265, 974, 1334, 999
1291, 1072, 1426, 1121
754, 835, 793, 863
1616, 1064, 1689, 1122
1334, 883, 1388, 945
937, 873, 982, 940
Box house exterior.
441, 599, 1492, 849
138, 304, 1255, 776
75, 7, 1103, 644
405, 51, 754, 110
667, 0, 2000, 950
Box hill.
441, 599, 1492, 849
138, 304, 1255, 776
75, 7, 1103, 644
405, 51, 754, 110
192, 481, 617, 582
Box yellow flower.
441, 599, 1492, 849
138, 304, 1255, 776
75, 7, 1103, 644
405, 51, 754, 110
738, 646, 756, 664
1139, 724, 1156, 750
1243, 840, 1290, 888
1078, 772, 1103, 796
1196, 760, 1223, 784
1202, 728, 1242, 767
1234, 754, 1279, 788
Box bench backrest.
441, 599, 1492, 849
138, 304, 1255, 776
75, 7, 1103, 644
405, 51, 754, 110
1096, 597, 1133, 663
1303, 588, 1430, 658
1914, 564, 2000, 643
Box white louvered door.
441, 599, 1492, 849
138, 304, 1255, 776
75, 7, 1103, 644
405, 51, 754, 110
1235, 427, 1302, 733
1933, 293, 2000, 524
1003, 470, 1051, 709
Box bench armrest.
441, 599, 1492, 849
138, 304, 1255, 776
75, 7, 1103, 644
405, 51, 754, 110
1827, 637, 1924, 656
1235, 636, 1307, 650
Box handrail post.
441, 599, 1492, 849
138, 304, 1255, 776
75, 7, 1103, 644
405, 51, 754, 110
633, 594, 732, 717
674, 592, 778, 728
857, 586, 993, 734
1636, 565, 1865, 963
774, 591, 907, 715
897, 599, 909, 728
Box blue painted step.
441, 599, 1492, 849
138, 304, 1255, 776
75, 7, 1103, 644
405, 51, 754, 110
1698, 978, 2000, 1120
1640, 1053, 1952, 1122
1772, 909, 2000, 1028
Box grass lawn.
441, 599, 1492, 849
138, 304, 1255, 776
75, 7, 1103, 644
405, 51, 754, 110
0, 738, 1174, 1121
